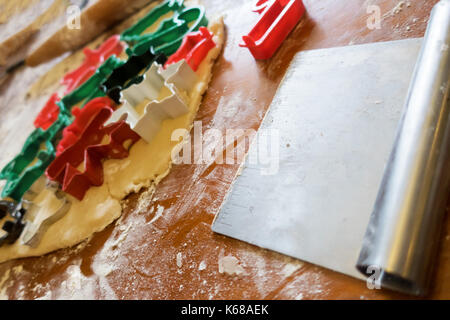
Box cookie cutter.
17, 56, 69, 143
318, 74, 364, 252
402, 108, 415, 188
240, 0, 305, 60
165, 27, 215, 71
61, 35, 125, 95
0, 200, 25, 247
131, 6, 209, 57
56, 97, 117, 156
106, 60, 196, 143
46, 98, 140, 201
34, 93, 61, 131
101, 49, 167, 98
20, 177, 71, 248
0, 114, 72, 202
59, 55, 125, 115
158, 59, 198, 93
121, 0, 185, 44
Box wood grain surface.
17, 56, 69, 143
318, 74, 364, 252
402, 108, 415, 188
0, 0, 448, 300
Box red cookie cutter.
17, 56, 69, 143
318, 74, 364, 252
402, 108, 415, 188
240, 0, 305, 60
46, 97, 140, 201
55, 97, 116, 156
164, 27, 215, 72
33, 93, 61, 131
61, 35, 125, 95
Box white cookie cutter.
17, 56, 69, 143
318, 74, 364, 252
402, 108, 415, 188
106, 60, 198, 143
21, 177, 71, 248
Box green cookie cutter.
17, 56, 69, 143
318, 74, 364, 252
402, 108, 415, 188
123, 2, 208, 57
0, 115, 70, 201
121, 0, 185, 45
59, 55, 125, 114
133, 6, 209, 57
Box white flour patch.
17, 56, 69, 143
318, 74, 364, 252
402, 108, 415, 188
55, 262, 117, 300
281, 261, 304, 278
149, 204, 165, 224
35, 290, 52, 300
198, 261, 207, 271
176, 252, 183, 268
295, 293, 304, 300
218, 255, 246, 276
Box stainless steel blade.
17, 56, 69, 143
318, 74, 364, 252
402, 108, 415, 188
212, 38, 422, 280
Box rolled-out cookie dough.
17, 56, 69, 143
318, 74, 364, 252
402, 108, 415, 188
0, 17, 224, 263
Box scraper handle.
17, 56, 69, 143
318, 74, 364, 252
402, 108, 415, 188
356, 0, 450, 296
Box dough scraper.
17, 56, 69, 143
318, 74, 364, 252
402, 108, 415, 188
212, 0, 450, 296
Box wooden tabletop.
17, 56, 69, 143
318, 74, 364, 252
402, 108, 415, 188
0, 0, 449, 300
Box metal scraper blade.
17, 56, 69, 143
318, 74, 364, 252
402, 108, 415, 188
212, 38, 423, 280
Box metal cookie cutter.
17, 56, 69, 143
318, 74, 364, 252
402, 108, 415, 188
0, 114, 71, 202
46, 98, 140, 201
165, 27, 216, 71
106, 60, 197, 143
159, 59, 198, 92
121, 0, 185, 44
240, 0, 306, 60
61, 35, 125, 95
131, 6, 209, 57
20, 177, 71, 248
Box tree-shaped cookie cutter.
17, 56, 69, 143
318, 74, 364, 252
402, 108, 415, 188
105, 60, 197, 143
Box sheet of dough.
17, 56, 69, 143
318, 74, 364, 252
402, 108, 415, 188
0, 17, 224, 263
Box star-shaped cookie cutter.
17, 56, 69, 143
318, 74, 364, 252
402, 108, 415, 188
240, 0, 305, 60
105, 60, 197, 143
